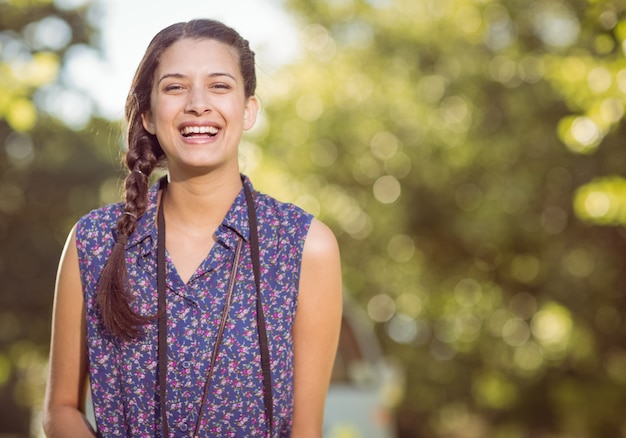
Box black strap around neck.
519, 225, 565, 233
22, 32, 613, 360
156, 178, 169, 437
243, 180, 274, 437
156, 177, 273, 437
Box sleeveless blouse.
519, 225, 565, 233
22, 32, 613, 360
75, 175, 313, 437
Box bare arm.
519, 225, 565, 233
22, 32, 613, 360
43, 226, 96, 437
291, 219, 343, 437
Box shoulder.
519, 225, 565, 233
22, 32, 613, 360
75, 178, 161, 238
72, 203, 123, 266
302, 218, 340, 264
76, 202, 124, 237
254, 191, 314, 233
256, 191, 312, 219
81, 202, 124, 221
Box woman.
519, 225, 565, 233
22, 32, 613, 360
43, 19, 342, 437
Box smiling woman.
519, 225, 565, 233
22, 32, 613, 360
42, 18, 342, 438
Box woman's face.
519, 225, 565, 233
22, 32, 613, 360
141, 38, 258, 177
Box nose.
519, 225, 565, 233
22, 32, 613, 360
184, 86, 211, 115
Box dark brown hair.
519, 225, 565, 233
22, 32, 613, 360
97, 19, 257, 340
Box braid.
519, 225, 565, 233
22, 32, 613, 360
96, 18, 256, 340
97, 115, 163, 340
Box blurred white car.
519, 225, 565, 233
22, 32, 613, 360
324, 297, 404, 438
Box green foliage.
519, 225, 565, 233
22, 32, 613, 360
0, 1, 121, 434
0, 0, 96, 131
3, 0, 626, 436
247, 0, 626, 436
574, 175, 626, 224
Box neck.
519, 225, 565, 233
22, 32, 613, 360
162, 169, 243, 230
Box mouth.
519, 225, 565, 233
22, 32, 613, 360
179, 125, 220, 138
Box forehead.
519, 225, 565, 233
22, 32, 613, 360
156, 38, 241, 77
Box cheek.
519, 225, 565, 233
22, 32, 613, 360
152, 100, 178, 127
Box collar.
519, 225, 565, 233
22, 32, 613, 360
121, 174, 254, 253
219, 174, 253, 246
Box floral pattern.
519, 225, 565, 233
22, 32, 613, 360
76, 175, 312, 437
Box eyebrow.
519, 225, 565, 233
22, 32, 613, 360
157, 72, 237, 84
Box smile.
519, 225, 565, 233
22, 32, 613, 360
180, 125, 220, 137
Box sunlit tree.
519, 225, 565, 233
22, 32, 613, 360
3, 0, 626, 436
0, 1, 119, 434
248, 0, 626, 436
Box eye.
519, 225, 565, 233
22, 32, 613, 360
163, 83, 185, 92
211, 83, 232, 91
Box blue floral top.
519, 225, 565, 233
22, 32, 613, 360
75, 176, 313, 437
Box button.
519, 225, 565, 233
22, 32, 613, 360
178, 422, 188, 432
182, 360, 192, 369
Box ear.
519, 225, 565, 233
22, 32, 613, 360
243, 96, 259, 131
141, 110, 156, 135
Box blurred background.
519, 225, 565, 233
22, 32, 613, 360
1, 0, 626, 436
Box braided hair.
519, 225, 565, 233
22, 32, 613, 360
96, 19, 257, 340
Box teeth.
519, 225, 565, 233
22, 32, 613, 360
181, 125, 219, 135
